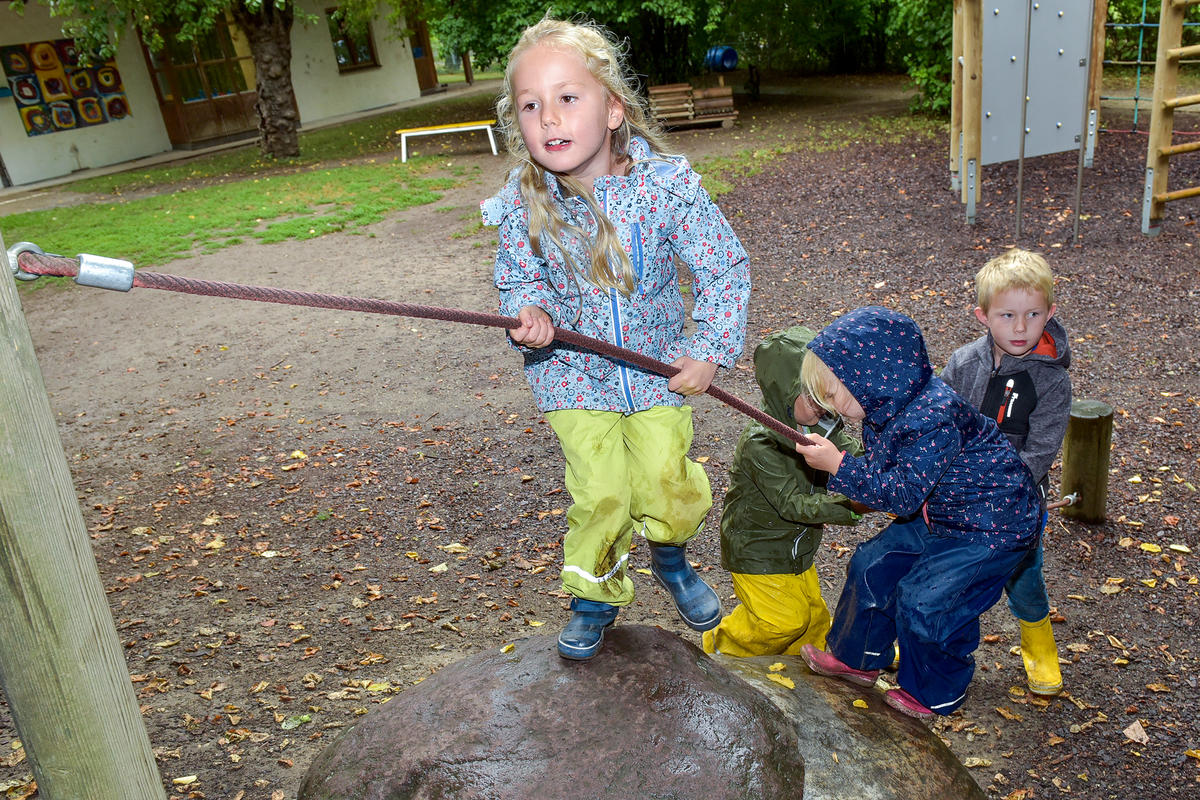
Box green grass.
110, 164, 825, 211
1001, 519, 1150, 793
440, 68, 504, 84
4, 161, 454, 267
65, 93, 498, 196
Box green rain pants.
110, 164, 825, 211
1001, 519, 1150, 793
545, 406, 713, 606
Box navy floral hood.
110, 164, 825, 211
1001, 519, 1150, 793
806, 307, 932, 429
809, 306, 1042, 549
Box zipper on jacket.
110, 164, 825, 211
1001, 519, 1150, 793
600, 188, 636, 412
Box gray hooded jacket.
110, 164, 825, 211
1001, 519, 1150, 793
941, 316, 1072, 488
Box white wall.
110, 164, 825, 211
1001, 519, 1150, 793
290, 1, 421, 126
0, 8, 171, 186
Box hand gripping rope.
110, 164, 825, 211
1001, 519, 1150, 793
9, 243, 813, 447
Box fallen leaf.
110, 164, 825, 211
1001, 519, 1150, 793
1168, 543, 1191, 554
280, 713, 311, 730
766, 673, 795, 689
1146, 683, 1172, 693
429, 563, 448, 573
1123, 720, 1149, 744
1140, 543, 1162, 553
768, 662, 786, 672
852, 699, 868, 708
172, 775, 198, 786
963, 757, 992, 768
501, 643, 515, 653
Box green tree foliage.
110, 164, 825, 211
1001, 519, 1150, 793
719, 0, 895, 74
415, 0, 724, 85
886, 0, 952, 115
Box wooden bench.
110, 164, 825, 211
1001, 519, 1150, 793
648, 84, 738, 130
395, 119, 498, 162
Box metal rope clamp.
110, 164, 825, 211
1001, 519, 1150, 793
7, 241, 44, 281
76, 252, 135, 292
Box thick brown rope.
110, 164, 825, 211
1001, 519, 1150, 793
17, 251, 812, 446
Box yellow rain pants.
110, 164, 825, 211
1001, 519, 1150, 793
702, 568, 831, 656
546, 407, 712, 606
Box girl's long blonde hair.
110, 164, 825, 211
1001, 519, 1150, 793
496, 17, 671, 296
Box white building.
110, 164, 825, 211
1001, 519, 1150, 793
1, 2, 434, 186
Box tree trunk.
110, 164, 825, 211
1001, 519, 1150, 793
232, 1, 300, 159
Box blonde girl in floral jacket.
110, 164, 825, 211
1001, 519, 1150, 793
481, 17, 749, 660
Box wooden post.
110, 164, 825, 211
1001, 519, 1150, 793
961, 0, 983, 209
1143, 0, 1185, 234
951, 0, 965, 190
1059, 399, 1113, 524
0, 233, 166, 799
1087, 0, 1108, 120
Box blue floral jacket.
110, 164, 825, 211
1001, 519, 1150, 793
481, 137, 750, 413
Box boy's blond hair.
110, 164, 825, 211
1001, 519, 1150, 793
496, 17, 671, 296
800, 350, 840, 417
975, 248, 1056, 311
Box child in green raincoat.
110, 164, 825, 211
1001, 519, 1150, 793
703, 326, 866, 657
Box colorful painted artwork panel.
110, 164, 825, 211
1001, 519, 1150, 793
2, 38, 131, 136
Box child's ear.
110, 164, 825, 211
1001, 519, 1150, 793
608, 98, 625, 131
973, 306, 988, 326
1045, 302, 1057, 320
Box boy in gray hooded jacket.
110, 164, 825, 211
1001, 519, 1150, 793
941, 247, 1072, 696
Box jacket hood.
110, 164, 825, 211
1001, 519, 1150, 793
754, 326, 817, 433
807, 307, 933, 428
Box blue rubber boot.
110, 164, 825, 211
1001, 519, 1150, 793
649, 543, 722, 632
557, 598, 620, 661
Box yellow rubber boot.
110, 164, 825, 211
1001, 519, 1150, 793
1018, 615, 1063, 695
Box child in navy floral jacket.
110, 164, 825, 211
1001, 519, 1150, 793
794, 307, 1041, 719
481, 18, 750, 660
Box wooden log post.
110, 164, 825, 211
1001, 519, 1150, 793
951, 0, 965, 189
1059, 399, 1113, 524
0, 233, 166, 799
960, 0, 983, 216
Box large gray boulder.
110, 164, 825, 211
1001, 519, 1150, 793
300, 625, 804, 799
299, 625, 985, 800
715, 653, 986, 800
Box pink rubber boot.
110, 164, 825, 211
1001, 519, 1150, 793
799, 643, 881, 687
883, 688, 934, 720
